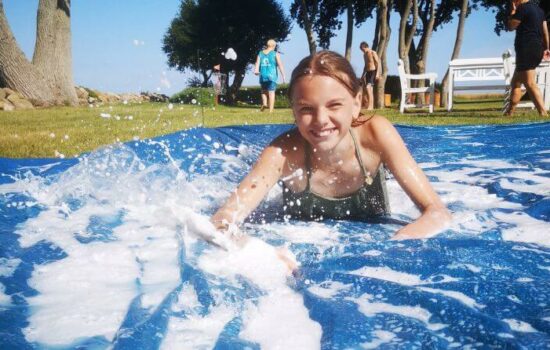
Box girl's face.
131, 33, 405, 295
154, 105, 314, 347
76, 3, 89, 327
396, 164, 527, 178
292, 75, 361, 152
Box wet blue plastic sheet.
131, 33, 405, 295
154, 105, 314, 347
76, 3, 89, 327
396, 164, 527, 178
0, 122, 549, 349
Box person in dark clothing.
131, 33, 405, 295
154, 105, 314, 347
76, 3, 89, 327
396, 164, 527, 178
505, 0, 550, 116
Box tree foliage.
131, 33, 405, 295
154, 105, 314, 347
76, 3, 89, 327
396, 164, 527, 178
474, 0, 512, 35
473, 0, 548, 35
290, 0, 376, 50
163, 0, 291, 102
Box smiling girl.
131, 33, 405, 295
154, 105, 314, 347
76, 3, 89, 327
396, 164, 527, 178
211, 51, 451, 240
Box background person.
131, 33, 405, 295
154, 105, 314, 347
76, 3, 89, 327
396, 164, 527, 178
254, 39, 286, 113
212, 51, 451, 242
359, 41, 380, 110
505, 0, 550, 116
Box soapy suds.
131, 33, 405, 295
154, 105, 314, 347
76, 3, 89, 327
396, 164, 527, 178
0, 124, 548, 348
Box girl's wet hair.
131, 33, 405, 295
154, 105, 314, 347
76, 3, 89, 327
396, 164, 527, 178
288, 50, 362, 102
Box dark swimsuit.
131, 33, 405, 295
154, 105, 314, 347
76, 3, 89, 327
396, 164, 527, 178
282, 129, 390, 221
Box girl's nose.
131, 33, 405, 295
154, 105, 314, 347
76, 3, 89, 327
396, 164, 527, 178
313, 108, 329, 126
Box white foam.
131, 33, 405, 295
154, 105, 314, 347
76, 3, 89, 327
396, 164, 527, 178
3, 133, 549, 347
24, 242, 139, 345
198, 238, 290, 290
503, 318, 538, 333
265, 221, 340, 248
418, 287, 484, 309
240, 289, 322, 350
507, 295, 522, 304
516, 277, 534, 283
498, 211, 550, 246
0, 258, 21, 277
363, 250, 383, 257
350, 294, 447, 331
361, 330, 396, 349
162, 304, 236, 349
349, 266, 425, 286
447, 263, 482, 273
0, 283, 10, 306
308, 281, 352, 299
13, 145, 221, 345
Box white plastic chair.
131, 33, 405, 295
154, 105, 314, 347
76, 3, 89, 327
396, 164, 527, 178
397, 59, 437, 113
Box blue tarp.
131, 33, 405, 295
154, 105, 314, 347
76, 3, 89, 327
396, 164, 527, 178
0, 122, 549, 349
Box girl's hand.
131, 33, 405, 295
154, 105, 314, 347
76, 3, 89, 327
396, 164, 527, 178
276, 246, 299, 273
391, 231, 426, 241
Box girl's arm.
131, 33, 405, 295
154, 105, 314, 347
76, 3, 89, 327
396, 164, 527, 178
211, 140, 286, 232
507, 0, 520, 31
369, 117, 451, 239
254, 55, 260, 75
276, 53, 286, 83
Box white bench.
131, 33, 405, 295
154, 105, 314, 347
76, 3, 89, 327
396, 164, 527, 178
447, 55, 550, 111
397, 59, 437, 113
446, 57, 507, 111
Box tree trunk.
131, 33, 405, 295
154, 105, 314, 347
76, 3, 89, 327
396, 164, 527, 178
344, 0, 353, 61
411, 0, 435, 104
373, 11, 380, 51
300, 0, 317, 54
374, 0, 392, 109
397, 0, 417, 73
33, 0, 77, 105
0, 0, 57, 105
226, 68, 246, 105
201, 70, 210, 87
0, 0, 77, 106
441, 0, 468, 107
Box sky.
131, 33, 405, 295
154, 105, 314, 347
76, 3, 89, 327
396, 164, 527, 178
3, 0, 516, 96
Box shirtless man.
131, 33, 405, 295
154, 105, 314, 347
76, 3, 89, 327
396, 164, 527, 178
359, 42, 380, 110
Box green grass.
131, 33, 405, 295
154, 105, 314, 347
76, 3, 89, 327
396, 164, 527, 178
0, 97, 547, 158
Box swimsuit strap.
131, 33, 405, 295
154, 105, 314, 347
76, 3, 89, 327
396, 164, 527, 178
304, 127, 370, 192
349, 129, 371, 179
304, 141, 312, 191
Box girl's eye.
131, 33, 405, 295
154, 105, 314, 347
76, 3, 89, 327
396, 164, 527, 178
328, 103, 342, 109
299, 107, 313, 113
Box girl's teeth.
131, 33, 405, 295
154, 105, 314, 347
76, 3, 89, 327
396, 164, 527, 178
314, 129, 334, 137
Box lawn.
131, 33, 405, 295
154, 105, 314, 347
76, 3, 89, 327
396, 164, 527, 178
0, 97, 547, 158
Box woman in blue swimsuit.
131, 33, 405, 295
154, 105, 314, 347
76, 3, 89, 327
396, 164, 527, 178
212, 51, 451, 241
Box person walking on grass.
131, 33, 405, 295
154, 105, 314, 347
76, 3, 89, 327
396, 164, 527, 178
359, 42, 380, 111
254, 39, 286, 113
505, 0, 550, 117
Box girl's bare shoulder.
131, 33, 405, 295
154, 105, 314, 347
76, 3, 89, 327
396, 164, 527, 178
271, 128, 304, 148
354, 114, 398, 146
270, 128, 306, 172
